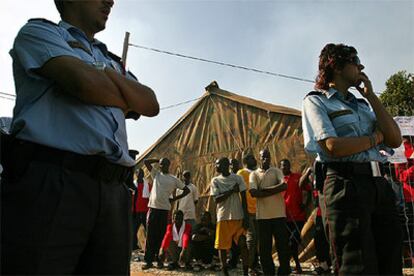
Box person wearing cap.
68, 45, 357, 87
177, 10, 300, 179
302, 43, 403, 274
1, 0, 159, 274
175, 170, 199, 228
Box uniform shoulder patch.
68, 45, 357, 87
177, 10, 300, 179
28, 18, 58, 26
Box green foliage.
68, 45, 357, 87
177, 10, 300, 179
379, 71, 414, 116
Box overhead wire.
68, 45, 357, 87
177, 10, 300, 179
128, 43, 382, 95
1, 44, 383, 108
0, 92, 16, 97
0, 92, 16, 101
160, 96, 202, 110
129, 43, 315, 84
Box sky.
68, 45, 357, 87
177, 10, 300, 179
0, 0, 413, 156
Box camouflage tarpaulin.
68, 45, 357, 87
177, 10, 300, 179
136, 81, 311, 219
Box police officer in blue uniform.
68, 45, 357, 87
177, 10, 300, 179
302, 43, 403, 275
1, 0, 159, 274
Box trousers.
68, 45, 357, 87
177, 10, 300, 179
1, 146, 132, 275
144, 208, 169, 264
320, 162, 402, 275
257, 217, 291, 275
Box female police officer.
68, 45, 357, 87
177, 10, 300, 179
302, 43, 402, 275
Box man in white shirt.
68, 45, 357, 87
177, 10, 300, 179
176, 170, 199, 227
210, 157, 249, 276
249, 149, 290, 275
142, 158, 190, 270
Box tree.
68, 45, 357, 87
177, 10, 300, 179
379, 71, 414, 116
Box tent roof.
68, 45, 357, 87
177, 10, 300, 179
206, 82, 301, 117
136, 81, 301, 162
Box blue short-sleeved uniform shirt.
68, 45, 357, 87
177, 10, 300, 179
302, 88, 391, 163
9, 19, 136, 166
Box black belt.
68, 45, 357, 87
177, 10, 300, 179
9, 139, 132, 184
325, 162, 384, 177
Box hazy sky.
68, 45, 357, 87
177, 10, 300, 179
0, 0, 413, 155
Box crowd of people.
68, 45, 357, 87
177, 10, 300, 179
1, 0, 413, 275
129, 137, 413, 276
131, 152, 327, 276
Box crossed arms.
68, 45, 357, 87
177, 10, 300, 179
249, 182, 287, 198
37, 56, 159, 117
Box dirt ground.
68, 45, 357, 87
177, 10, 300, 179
129, 250, 414, 276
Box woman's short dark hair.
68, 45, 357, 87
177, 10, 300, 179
315, 43, 358, 90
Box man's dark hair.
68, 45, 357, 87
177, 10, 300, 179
315, 43, 358, 90
280, 159, 290, 165
174, 210, 184, 217
54, 0, 65, 15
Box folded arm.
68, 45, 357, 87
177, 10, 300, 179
249, 182, 287, 198
214, 185, 239, 203
318, 130, 383, 158
37, 56, 159, 116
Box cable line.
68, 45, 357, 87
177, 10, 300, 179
1, 44, 382, 109
0, 95, 15, 101
128, 43, 381, 95
0, 92, 16, 98
129, 43, 315, 84
0, 91, 199, 110
160, 97, 202, 110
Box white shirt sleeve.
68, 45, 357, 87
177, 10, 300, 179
249, 171, 258, 190
176, 177, 185, 190
193, 185, 199, 201
210, 179, 219, 196
150, 167, 159, 180
237, 175, 247, 192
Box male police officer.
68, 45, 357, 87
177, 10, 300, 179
302, 43, 402, 275
1, 0, 159, 274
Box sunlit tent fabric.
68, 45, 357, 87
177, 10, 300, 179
136, 81, 310, 216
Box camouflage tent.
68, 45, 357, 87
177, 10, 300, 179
136, 81, 310, 217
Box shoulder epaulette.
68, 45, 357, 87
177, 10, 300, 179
127, 70, 138, 80
107, 51, 140, 120
28, 18, 58, 26
107, 50, 138, 80
107, 51, 123, 66
357, 98, 369, 106
304, 90, 324, 99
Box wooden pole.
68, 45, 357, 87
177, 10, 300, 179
121, 32, 130, 69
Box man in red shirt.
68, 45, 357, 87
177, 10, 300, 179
281, 159, 309, 273
159, 210, 192, 270
395, 137, 414, 265
132, 168, 151, 250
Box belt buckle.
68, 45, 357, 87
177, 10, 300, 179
370, 161, 381, 177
